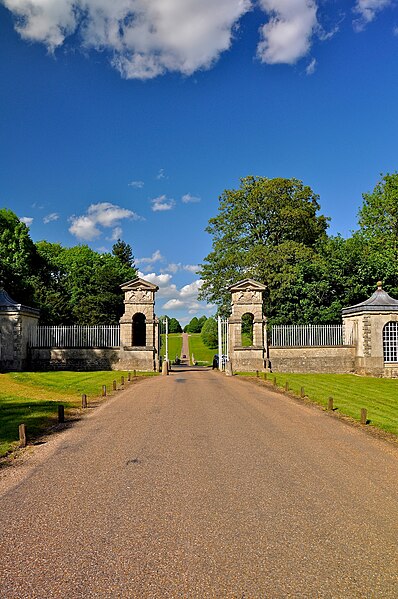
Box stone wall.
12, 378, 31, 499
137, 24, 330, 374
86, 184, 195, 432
269, 346, 356, 374
29, 348, 157, 371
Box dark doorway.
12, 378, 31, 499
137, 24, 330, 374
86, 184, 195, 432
132, 313, 146, 346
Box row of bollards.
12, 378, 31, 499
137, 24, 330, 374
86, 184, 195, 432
261, 375, 370, 427
18, 371, 138, 448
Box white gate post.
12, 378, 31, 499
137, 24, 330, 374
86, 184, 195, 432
218, 316, 223, 371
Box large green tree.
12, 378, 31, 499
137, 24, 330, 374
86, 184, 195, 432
34, 243, 137, 324
199, 176, 329, 322
0, 209, 39, 304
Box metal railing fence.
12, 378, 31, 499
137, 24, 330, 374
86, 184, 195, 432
271, 324, 352, 347
29, 325, 120, 348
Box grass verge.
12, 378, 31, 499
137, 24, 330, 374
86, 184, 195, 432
188, 333, 216, 365
0, 370, 156, 458
238, 372, 398, 436
160, 333, 183, 362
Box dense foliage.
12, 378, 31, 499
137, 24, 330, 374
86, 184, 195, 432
201, 317, 218, 349
0, 209, 137, 324
199, 174, 398, 324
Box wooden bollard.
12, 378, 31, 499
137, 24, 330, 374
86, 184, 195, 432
263, 372, 267, 380
273, 376, 277, 386
133, 369, 136, 378
113, 380, 117, 391
102, 385, 107, 397
82, 394, 87, 409
300, 386, 305, 398
361, 408, 367, 425
256, 370, 259, 378
58, 405, 65, 423
19, 423, 27, 447
128, 372, 131, 382
285, 381, 289, 392
328, 396, 334, 411
121, 376, 125, 386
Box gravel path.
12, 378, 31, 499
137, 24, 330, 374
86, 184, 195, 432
180, 333, 190, 365
0, 369, 397, 598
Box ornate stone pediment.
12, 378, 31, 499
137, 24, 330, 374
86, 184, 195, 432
120, 278, 159, 304
228, 279, 266, 304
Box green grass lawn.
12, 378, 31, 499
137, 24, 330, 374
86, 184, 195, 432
188, 333, 217, 365
159, 333, 183, 362
0, 370, 155, 458
241, 372, 398, 436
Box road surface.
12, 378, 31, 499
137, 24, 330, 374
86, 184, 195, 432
0, 368, 397, 598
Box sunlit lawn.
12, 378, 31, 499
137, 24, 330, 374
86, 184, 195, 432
240, 372, 398, 435
188, 333, 216, 365
159, 333, 183, 362
0, 370, 155, 457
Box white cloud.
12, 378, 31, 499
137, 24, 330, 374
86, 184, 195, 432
3, 0, 251, 79
160, 262, 199, 274
156, 168, 167, 180
43, 212, 59, 224
257, 0, 318, 64
136, 250, 164, 265
162, 298, 186, 310
182, 193, 201, 204
180, 279, 203, 297
128, 180, 144, 188
353, 0, 392, 31
183, 264, 199, 273
306, 57, 316, 75
69, 202, 140, 241
151, 195, 176, 212
109, 226, 123, 241
19, 216, 33, 226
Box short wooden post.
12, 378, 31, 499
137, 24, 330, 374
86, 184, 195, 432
19, 423, 27, 447
113, 380, 117, 391
361, 408, 367, 425
58, 405, 65, 423
133, 369, 136, 377
328, 396, 334, 411
273, 376, 277, 386
285, 381, 289, 392
300, 386, 305, 398
102, 385, 107, 397
256, 370, 259, 378
128, 372, 131, 382
82, 394, 87, 409
121, 375, 125, 386
263, 372, 267, 380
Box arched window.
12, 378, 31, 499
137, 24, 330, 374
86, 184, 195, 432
383, 321, 398, 362
132, 313, 146, 347
241, 313, 254, 347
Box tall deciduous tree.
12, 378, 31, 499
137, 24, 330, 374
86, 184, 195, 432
199, 176, 329, 322
0, 209, 39, 304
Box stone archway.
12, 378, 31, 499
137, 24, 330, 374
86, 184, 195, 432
227, 279, 267, 372
119, 278, 160, 371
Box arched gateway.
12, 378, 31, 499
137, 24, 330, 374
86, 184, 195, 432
227, 279, 267, 372
119, 278, 160, 371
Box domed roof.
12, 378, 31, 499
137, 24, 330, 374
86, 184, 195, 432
0, 286, 40, 315
342, 282, 398, 316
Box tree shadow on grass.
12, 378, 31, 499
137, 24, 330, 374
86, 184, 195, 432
0, 400, 78, 459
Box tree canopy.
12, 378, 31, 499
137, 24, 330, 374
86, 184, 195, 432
0, 210, 137, 324
199, 174, 398, 324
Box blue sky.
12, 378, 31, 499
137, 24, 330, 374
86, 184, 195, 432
1, 0, 398, 324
